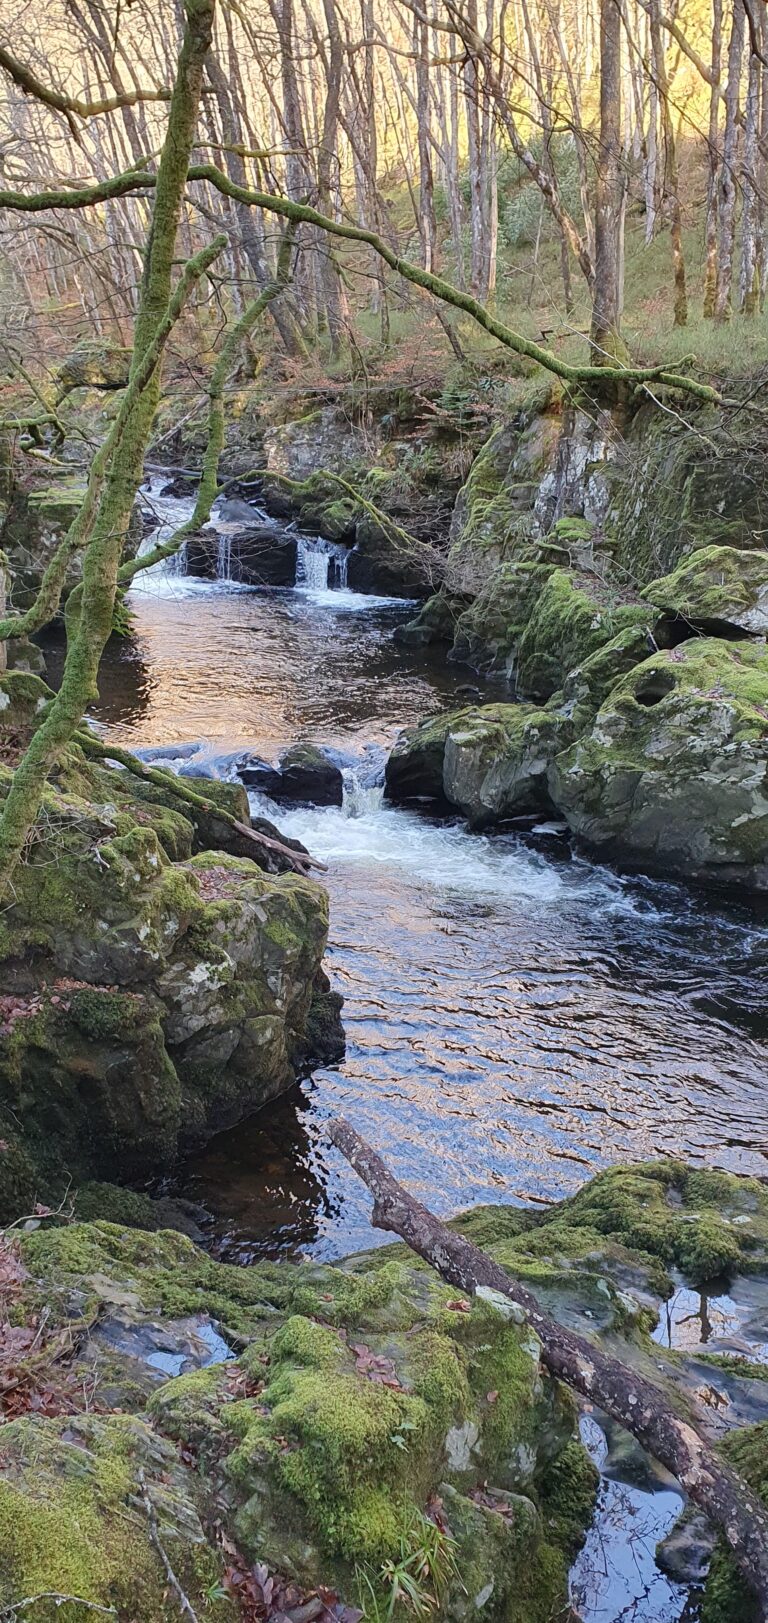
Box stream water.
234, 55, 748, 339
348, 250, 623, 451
73, 481, 768, 1621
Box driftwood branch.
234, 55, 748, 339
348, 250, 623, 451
329, 1118, 768, 1617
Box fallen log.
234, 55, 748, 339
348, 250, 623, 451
329, 1117, 768, 1617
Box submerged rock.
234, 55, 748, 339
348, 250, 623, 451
550, 639, 768, 888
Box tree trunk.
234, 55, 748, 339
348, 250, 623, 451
740, 42, 760, 313
649, 0, 687, 325
330, 1118, 768, 1618
703, 0, 724, 316
590, 0, 626, 359
414, 9, 437, 272
0, 0, 217, 899
714, 0, 745, 321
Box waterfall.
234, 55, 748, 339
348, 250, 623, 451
216, 532, 233, 581
341, 766, 384, 818
296, 535, 350, 593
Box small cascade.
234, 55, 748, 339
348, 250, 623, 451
216, 532, 233, 581
341, 765, 384, 819
296, 534, 350, 593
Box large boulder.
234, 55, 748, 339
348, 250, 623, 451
0, 693, 341, 1209
644, 545, 768, 637
550, 638, 768, 887
57, 338, 132, 392
384, 709, 463, 803
446, 413, 559, 595
442, 704, 562, 826
451, 561, 554, 677
240, 743, 344, 806
262, 409, 377, 516
7, 1215, 598, 1623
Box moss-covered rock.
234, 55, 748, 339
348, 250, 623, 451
515, 569, 652, 700
550, 639, 768, 887
1, 478, 141, 611
57, 339, 132, 393
446, 413, 560, 595
644, 545, 768, 636
701, 1422, 768, 1623
442, 703, 564, 826
0, 1411, 229, 1622
395, 591, 465, 648
384, 709, 466, 803
0, 747, 339, 1209
450, 561, 555, 677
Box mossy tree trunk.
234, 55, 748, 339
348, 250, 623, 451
0, 0, 216, 902
590, 0, 628, 363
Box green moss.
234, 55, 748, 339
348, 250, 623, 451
0, 1412, 230, 1621
702, 1422, 768, 1623
516, 568, 649, 700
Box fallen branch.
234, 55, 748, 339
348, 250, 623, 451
74, 733, 326, 876
329, 1118, 768, 1616
137, 1469, 200, 1623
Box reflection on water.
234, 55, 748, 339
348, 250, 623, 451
571, 1417, 688, 1623
81, 571, 482, 754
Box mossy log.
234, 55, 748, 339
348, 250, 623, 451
330, 1118, 768, 1616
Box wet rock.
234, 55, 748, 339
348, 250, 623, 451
11, 1218, 593, 1623
550, 639, 768, 889
385, 710, 460, 803
216, 495, 263, 526
442, 704, 562, 826
0, 707, 337, 1207
240, 744, 344, 807
394, 591, 464, 648
657, 1510, 716, 1583
185, 523, 297, 586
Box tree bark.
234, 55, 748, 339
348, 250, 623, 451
740, 41, 761, 313
714, 0, 745, 321
649, 0, 687, 325
703, 0, 723, 316
591, 0, 626, 359
330, 1118, 768, 1618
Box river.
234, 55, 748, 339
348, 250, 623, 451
69, 483, 768, 1622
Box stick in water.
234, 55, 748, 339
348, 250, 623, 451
329, 1117, 768, 1617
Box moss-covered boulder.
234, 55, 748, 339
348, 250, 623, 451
442, 704, 563, 826
11, 1219, 596, 1623
644, 545, 768, 637
516, 569, 652, 700
57, 339, 132, 392
561, 622, 657, 721
446, 413, 560, 595
395, 591, 465, 648
0, 741, 340, 1211
451, 561, 555, 677
384, 709, 465, 803
550, 639, 768, 887
0, 1412, 228, 1623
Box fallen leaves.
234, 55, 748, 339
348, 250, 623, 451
220, 1547, 362, 1623
350, 1342, 403, 1390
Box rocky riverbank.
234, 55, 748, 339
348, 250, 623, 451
385, 389, 768, 892
0, 1160, 765, 1622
